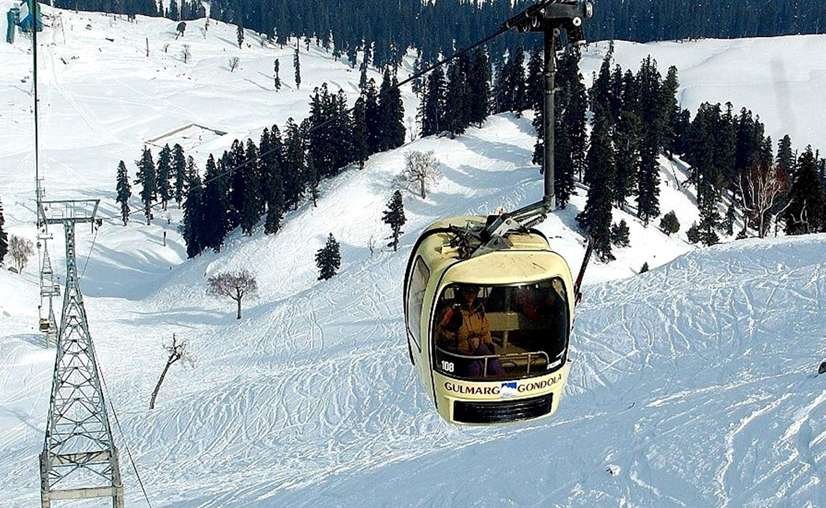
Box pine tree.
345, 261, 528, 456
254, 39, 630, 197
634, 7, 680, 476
352, 97, 368, 169
168, 0, 179, 20
613, 110, 641, 208
776, 135, 795, 180
661, 66, 681, 157
0, 196, 8, 266
236, 21, 244, 48
696, 198, 721, 245
495, 46, 526, 114
293, 44, 301, 90
635, 56, 663, 225
567, 51, 589, 183
201, 154, 229, 251
525, 47, 543, 114
115, 161, 131, 226
378, 70, 406, 150
274, 58, 281, 90
315, 233, 341, 280
157, 144, 173, 210
182, 165, 204, 258
172, 144, 187, 204
443, 60, 468, 137
577, 107, 615, 261
283, 118, 306, 209
240, 139, 262, 235
610, 220, 631, 247
264, 125, 286, 235
382, 190, 406, 251
362, 78, 382, 153
419, 65, 445, 137
659, 211, 680, 236
784, 146, 826, 235
135, 147, 157, 225
467, 49, 491, 127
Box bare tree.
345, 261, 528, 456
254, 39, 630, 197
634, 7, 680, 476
181, 44, 191, 63
738, 162, 792, 238
207, 270, 258, 319
149, 334, 194, 410
227, 56, 240, 72
9, 235, 34, 273
399, 150, 440, 199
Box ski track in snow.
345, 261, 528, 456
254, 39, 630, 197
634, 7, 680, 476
1, 4, 826, 507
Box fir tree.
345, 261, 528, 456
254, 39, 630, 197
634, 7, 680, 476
784, 146, 826, 235
168, 0, 179, 20
660, 66, 681, 158
315, 233, 341, 280
378, 70, 406, 150
696, 198, 721, 246
294, 44, 301, 90
567, 51, 589, 183
362, 78, 382, 153
240, 139, 262, 235
466, 49, 491, 127
182, 164, 204, 258
172, 144, 187, 204
382, 190, 406, 251
776, 135, 795, 180
635, 56, 663, 225
610, 220, 631, 247
115, 161, 131, 226
525, 47, 543, 114
613, 110, 641, 208
264, 126, 286, 235
236, 21, 244, 48
443, 59, 468, 137
135, 147, 157, 225
0, 196, 7, 266
352, 97, 369, 168
157, 144, 173, 210
577, 107, 615, 261
495, 46, 526, 114
283, 118, 306, 209
201, 154, 229, 251
227, 140, 246, 229
419, 65, 445, 137
659, 211, 681, 236
274, 58, 281, 90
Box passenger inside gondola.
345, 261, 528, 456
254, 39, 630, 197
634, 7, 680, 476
435, 285, 504, 378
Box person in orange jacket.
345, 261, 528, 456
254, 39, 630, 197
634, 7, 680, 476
437, 285, 503, 377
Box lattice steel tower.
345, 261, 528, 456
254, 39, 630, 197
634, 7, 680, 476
39, 199, 124, 508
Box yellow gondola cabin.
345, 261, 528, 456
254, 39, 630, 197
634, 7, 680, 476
404, 216, 583, 425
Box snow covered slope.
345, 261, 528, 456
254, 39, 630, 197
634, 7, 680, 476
581, 37, 826, 151
1, 4, 825, 506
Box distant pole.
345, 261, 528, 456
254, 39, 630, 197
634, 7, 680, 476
32, 0, 40, 210
146, 36, 149, 57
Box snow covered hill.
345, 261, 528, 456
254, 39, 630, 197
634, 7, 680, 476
1, 4, 825, 507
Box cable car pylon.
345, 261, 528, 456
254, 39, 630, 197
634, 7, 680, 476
39, 199, 124, 508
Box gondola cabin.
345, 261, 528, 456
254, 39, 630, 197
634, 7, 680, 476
404, 216, 577, 425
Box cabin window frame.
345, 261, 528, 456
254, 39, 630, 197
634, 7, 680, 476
430, 278, 571, 382
406, 256, 430, 350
